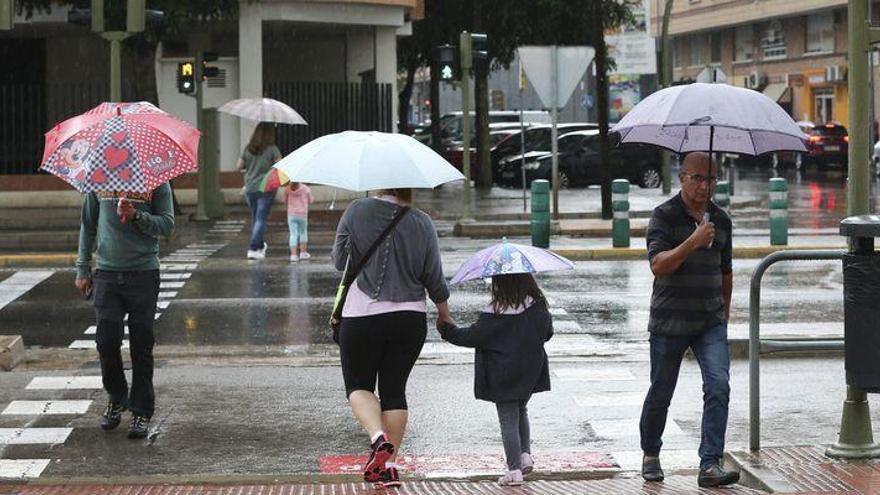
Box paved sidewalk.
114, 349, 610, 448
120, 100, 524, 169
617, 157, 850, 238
0, 478, 766, 494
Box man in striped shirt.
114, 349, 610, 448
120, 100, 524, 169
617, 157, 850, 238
638, 152, 739, 488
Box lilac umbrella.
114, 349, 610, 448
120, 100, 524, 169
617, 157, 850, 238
449, 240, 575, 285
611, 83, 807, 167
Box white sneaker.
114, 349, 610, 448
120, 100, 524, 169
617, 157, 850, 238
290, 254, 299, 262
260, 242, 268, 255
246, 250, 259, 259
299, 252, 311, 260
521, 453, 534, 475
497, 470, 523, 486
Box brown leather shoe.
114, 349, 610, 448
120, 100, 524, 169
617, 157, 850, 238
697, 463, 740, 487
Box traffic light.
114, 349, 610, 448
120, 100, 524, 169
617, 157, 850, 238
471, 33, 488, 63
436, 45, 459, 82
177, 62, 195, 94
201, 51, 220, 80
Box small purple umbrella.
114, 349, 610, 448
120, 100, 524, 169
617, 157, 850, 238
449, 240, 575, 285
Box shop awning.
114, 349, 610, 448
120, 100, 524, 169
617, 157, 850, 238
763, 83, 792, 103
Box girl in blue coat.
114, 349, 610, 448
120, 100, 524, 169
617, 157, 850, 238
439, 272, 553, 486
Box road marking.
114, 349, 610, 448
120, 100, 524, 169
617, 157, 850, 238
553, 367, 635, 381
0, 459, 51, 479
160, 257, 205, 263
0, 428, 73, 445
160, 263, 197, 271
0, 271, 54, 310
69, 340, 128, 350
173, 250, 216, 256
573, 392, 644, 408
84, 326, 128, 335
554, 320, 583, 333
2, 400, 92, 416
157, 301, 170, 310
26, 376, 103, 390
590, 418, 683, 438
549, 307, 568, 316
213, 220, 245, 225
160, 273, 191, 280
123, 314, 160, 321
158, 291, 178, 299
160, 281, 185, 289
187, 243, 227, 249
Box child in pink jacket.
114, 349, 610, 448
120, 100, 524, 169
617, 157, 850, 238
285, 182, 314, 262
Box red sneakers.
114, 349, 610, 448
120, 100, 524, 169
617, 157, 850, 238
363, 434, 395, 482
374, 466, 401, 488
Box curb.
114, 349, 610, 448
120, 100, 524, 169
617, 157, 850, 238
553, 245, 846, 261
725, 450, 798, 493
0, 253, 76, 268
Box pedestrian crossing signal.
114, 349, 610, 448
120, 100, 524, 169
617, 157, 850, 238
437, 45, 459, 82
177, 62, 195, 94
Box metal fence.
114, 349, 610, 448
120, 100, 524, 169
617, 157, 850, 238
0, 82, 136, 175
265, 80, 394, 153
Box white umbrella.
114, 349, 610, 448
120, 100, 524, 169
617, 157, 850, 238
218, 97, 307, 125
611, 83, 806, 156
273, 131, 465, 191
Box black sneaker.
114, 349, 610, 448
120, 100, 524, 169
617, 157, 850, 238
363, 434, 395, 482
374, 466, 401, 488
641, 456, 664, 482
697, 463, 740, 487
99, 401, 127, 431
128, 415, 150, 439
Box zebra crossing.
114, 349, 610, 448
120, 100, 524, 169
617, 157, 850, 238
68, 232, 229, 350
207, 219, 246, 236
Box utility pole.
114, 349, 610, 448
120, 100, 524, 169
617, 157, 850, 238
593, 0, 612, 220
459, 31, 473, 221
659, 0, 674, 195
551, 45, 560, 219
193, 50, 224, 221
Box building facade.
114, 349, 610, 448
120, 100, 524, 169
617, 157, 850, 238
649, 0, 879, 127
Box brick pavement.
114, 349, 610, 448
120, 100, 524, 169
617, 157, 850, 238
733, 445, 880, 494
0, 477, 766, 495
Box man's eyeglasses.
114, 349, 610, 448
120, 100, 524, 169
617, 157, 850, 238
681, 173, 719, 185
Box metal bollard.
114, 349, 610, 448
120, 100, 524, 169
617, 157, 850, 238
531, 179, 550, 248
612, 179, 630, 248
769, 178, 788, 246
714, 181, 730, 212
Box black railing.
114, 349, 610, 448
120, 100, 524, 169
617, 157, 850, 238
265, 80, 393, 153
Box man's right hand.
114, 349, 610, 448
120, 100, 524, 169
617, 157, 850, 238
74, 277, 91, 295
690, 219, 715, 249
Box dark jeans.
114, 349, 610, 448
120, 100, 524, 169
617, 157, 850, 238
639, 322, 730, 470
245, 191, 275, 251
496, 398, 531, 471
92, 270, 160, 418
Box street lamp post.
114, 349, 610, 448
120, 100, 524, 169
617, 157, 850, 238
459, 31, 473, 222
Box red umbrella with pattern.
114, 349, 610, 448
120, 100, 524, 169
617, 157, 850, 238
40, 102, 200, 193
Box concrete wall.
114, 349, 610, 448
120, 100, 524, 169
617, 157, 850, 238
650, 0, 847, 36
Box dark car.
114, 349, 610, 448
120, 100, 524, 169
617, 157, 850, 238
492, 123, 598, 183
497, 130, 662, 189
804, 122, 848, 167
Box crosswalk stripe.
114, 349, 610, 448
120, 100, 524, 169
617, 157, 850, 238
0, 271, 54, 310
158, 291, 178, 299
157, 301, 170, 310
0, 428, 73, 445
26, 376, 102, 390
554, 320, 583, 333
553, 368, 635, 381
160, 263, 197, 271
2, 400, 92, 415
612, 450, 699, 471
590, 418, 683, 438
549, 307, 568, 316
160, 273, 191, 280
69, 340, 129, 350
160, 281, 185, 289
187, 243, 227, 248
84, 326, 128, 335
572, 392, 644, 408
0, 459, 51, 479
160, 257, 205, 263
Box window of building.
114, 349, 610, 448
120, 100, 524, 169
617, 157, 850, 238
673, 37, 684, 68
762, 20, 786, 59
710, 32, 722, 63
806, 12, 834, 54
688, 33, 707, 66
734, 24, 753, 62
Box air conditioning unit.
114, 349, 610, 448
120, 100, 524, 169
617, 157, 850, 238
826, 65, 844, 82
746, 71, 762, 89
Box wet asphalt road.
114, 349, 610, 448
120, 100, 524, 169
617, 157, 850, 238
0, 166, 872, 480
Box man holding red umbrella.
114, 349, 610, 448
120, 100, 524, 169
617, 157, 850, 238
42, 101, 199, 439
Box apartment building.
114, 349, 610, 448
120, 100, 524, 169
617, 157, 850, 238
649, 0, 877, 126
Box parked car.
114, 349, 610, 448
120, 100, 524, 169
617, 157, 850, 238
496, 130, 662, 189
415, 110, 551, 147
804, 122, 848, 167
444, 127, 531, 173
492, 123, 598, 182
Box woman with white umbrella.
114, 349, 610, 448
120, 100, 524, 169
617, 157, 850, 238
275, 131, 464, 488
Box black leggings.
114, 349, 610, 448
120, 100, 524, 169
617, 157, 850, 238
339, 311, 427, 411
